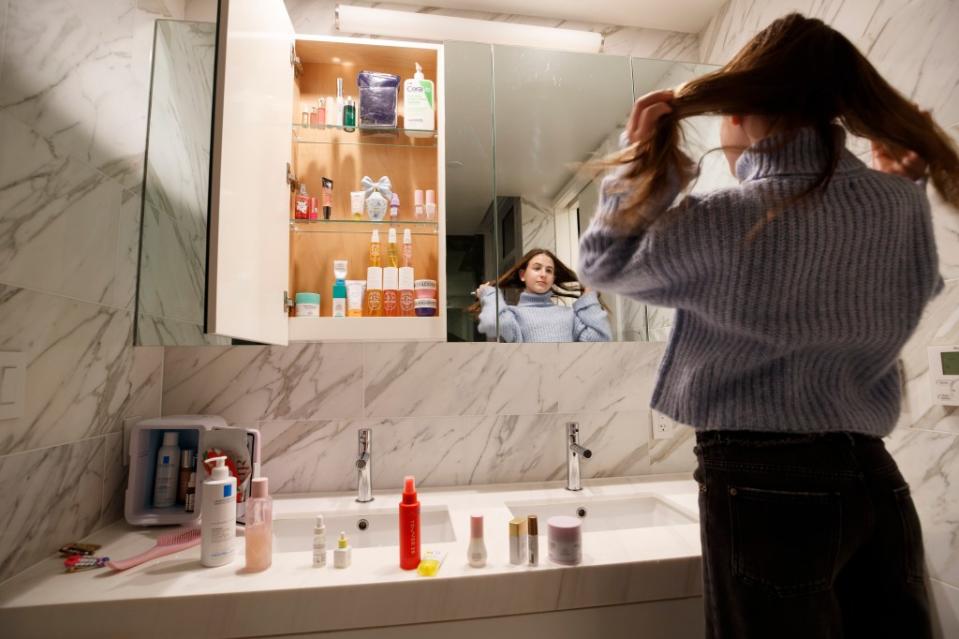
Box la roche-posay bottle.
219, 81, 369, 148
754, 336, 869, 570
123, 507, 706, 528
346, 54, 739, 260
201, 455, 237, 567
153, 431, 180, 508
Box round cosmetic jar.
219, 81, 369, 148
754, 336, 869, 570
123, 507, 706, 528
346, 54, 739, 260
295, 292, 320, 317
547, 516, 582, 565
414, 298, 437, 317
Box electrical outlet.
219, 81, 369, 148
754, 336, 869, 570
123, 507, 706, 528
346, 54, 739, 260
651, 410, 680, 440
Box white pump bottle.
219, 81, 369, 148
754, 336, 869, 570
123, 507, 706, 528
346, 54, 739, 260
201, 455, 237, 567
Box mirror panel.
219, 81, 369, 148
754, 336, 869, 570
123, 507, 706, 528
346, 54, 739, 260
135, 20, 226, 345
443, 42, 496, 342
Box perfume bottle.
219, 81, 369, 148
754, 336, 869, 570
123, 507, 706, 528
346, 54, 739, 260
390, 193, 399, 222
325, 95, 337, 126
294, 183, 310, 220
425, 190, 436, 220
401, 228, 412, 267
369, 229, 382, 267
316, 97, 326, 128
301, 103, 310, 127
335, 78, 345, 127
365, 267, 383, 317
383, 267, 399, 317
343, 97, 356, 132
414, 190, 424, 219
386, 227, 399, 268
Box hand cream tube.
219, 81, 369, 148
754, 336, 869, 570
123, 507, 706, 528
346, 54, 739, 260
346, 280, 366, 317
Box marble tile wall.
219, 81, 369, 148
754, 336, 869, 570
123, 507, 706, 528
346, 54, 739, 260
0, 0, 172, 584
162, 341, 690, 493
698, 0, 959, 630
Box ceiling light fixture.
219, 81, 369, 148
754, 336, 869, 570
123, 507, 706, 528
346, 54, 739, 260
336, 4, 603, 54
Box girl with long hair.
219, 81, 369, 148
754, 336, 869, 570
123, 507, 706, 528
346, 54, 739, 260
579, 13, 956, 638
472, 248, 611, 342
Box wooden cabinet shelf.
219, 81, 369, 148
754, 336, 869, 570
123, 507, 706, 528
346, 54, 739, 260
290, 219, 439, 235
293, 124, 437, 148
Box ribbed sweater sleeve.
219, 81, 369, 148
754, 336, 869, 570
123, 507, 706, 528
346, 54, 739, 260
578, 169, 725, 307
572, 291, 612, 342
576, 126, 944, 437
477, 288, 524, 342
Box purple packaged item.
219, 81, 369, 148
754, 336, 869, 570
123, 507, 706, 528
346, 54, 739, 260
357, 70, 400, 128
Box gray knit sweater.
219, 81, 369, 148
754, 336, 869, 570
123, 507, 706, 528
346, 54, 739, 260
478, 289, 612, 342
579, 127, 943, 436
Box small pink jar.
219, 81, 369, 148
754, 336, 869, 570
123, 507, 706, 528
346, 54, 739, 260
414, 279, 437, 299
547, 516, 582, 565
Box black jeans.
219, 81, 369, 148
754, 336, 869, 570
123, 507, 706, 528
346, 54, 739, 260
693, 430, 932, 639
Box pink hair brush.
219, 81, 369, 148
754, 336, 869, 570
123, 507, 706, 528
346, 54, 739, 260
107, 527, 201, 571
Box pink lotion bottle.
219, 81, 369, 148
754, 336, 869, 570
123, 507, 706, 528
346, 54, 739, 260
245, 477, 273, 572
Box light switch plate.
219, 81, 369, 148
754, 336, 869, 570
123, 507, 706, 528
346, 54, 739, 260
0, 351, 26, 420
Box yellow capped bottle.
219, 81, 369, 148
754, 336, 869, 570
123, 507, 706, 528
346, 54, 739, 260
387, 227, 399, 268
369, 229, 381, 267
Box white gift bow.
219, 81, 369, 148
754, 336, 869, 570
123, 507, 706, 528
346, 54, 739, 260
361, 175, 392, 202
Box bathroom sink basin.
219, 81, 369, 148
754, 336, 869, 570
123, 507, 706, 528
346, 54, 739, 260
506, 495, 695, 533
271, 505, 456, 551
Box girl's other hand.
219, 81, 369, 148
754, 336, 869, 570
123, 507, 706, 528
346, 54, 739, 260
627, 90, 675, 145
871, 140, 927, 180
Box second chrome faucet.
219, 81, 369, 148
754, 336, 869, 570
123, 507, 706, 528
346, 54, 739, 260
566, 422, 592, 491
356, 428, 373, 502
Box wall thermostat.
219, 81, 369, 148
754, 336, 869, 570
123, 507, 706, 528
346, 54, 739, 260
928, 346, 959, 406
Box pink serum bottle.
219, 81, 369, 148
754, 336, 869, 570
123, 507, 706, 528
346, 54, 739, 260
245, 477, 273, 572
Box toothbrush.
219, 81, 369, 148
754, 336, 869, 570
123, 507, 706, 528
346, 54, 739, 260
107, 527, 201, 571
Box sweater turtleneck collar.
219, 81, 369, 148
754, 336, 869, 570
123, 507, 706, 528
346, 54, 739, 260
518, 290, 555, 307
735, 125, 865, 182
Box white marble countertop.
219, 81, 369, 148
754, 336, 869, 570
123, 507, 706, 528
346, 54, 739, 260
0, 475, 702, 639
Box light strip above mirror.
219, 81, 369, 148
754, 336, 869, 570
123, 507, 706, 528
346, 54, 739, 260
336, 4, 604, 53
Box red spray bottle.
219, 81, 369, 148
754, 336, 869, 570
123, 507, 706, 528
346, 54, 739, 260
399, 475, 421, 570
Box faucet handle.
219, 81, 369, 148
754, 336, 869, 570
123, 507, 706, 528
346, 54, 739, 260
567, 422, 591, 458
358, 428, 371, 451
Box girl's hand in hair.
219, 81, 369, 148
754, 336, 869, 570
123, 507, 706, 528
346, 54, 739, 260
871, 141, 927, 180
627, 90, 675, 145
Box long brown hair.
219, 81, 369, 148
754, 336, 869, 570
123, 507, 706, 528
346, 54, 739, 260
604, 13, 959, 235
467, 248, 584, 315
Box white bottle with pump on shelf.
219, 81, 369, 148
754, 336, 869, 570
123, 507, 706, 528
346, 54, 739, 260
403, 63, 435, 131
201, 455, 237, 567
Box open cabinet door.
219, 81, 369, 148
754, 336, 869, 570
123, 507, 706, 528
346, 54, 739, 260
207, 0, 293, 344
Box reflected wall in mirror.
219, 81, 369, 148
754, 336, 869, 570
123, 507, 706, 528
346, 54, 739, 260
482, 51, 725, 343
443, 42, 495, 342
484, 45, 632, 344
135, 20, 227, 345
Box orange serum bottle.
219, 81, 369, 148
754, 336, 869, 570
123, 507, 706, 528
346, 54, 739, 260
365, 267, 383, 317
399, 476, 421, 570
383, 267, 399, 317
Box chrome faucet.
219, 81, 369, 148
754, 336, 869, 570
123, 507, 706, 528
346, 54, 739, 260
566, 422, 592, 491
356, 428, 373, 503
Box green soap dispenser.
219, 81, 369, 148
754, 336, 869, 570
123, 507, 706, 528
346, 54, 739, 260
332, 260, 348, 318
